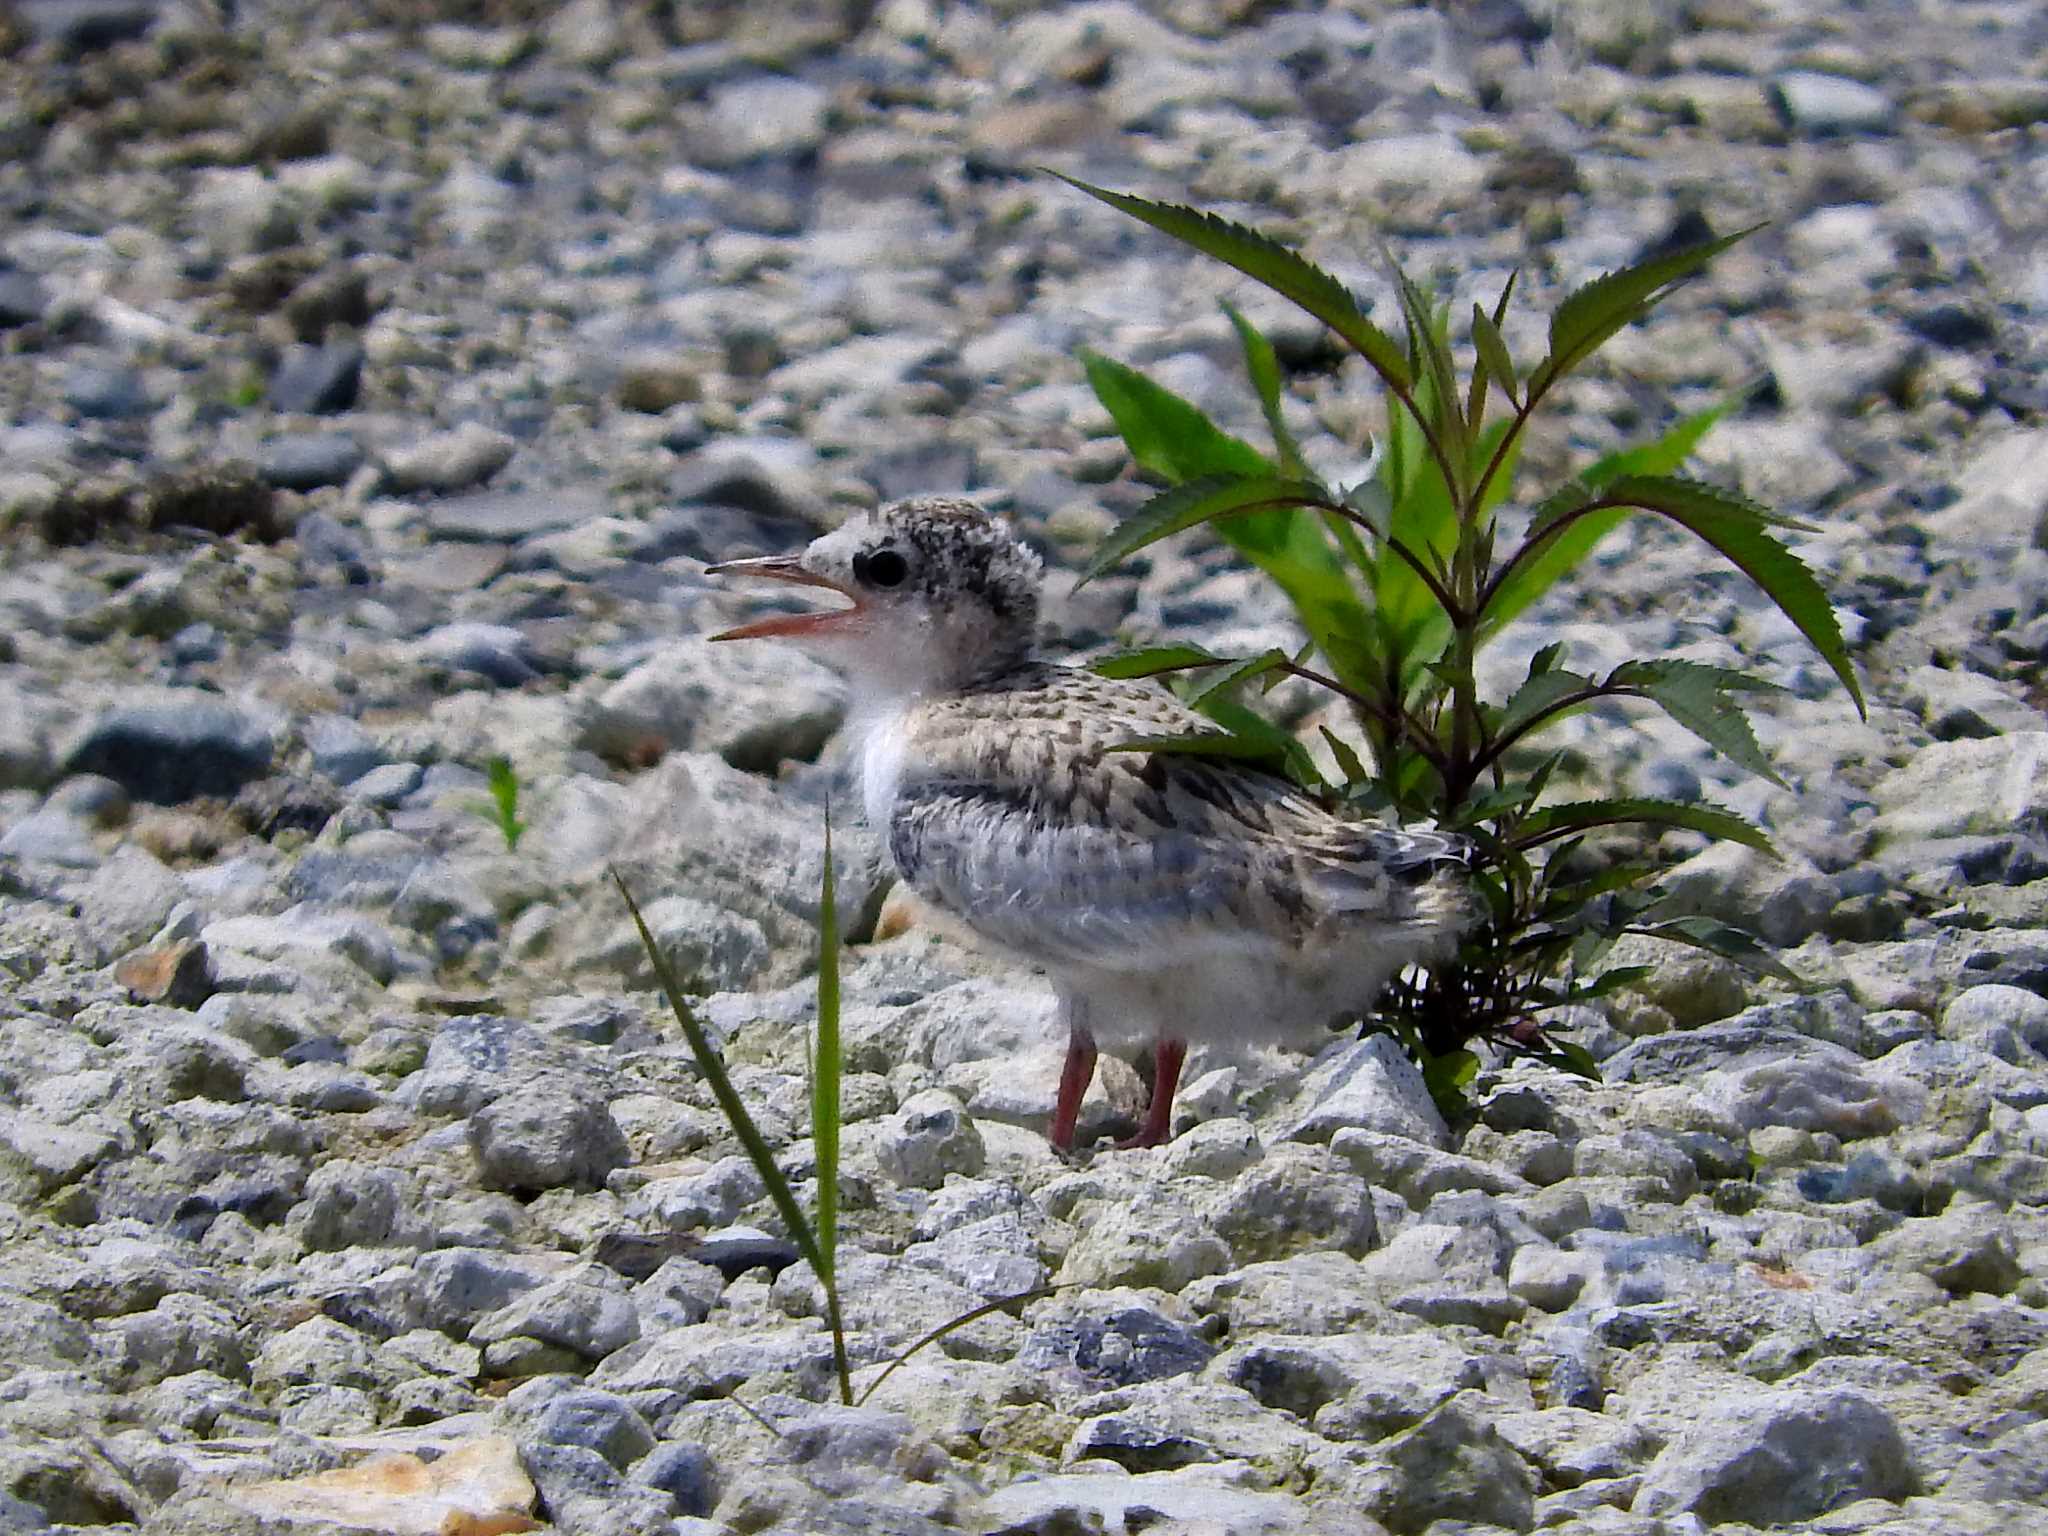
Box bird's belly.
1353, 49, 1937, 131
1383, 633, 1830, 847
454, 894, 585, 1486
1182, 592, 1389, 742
1052, 936, 1411, 1056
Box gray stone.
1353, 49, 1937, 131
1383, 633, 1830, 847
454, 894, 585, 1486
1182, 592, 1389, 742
529, 1388, 658, 1469
348, 761, 424, 807
521, 1441, 676, 1536
251, 1317, 382, 1392
64, 364, 151, 419
301, 714, 387, 785
1210, 1143, 1377, 1262
410, 622, 543, 686
1632, 1388, 1915, 1522
411, 1246, 562, 1334
577, 637, 845, 774
1280, 1034, 1449, 1149
1941, 984, 2048, 1065
1774, 71, 1895, 135
0, 806, 98, 866
257, 433, 365, 490
1368, 1391, 1538, 1534
1655, 840, 1839, 947
1018, 1295, 1213, 1392
644, 1155, 766, 1232
267, 342, 362, 414
19, 0, 157, 52
427, 485, 605, 542
0, 270, 49, 328
697, 76, 831, 166
468, 1078, 629, 1194
382, 421, 516, 493
286, 1160, 429, 1250
976, 1467, 1306, 1536
874, 1088, 985, 1189
1872, 734, 2048, 843
62, 692, 276, 804
609, 894, 771, 994
1941, 1418, 2048, 1505
632, 1441, 715, 1517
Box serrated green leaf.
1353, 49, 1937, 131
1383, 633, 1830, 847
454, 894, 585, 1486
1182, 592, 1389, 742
1601, 475, 1866, 718
1320, 726, 1370, 788
1511, 796, 1778, 855
1607, 658, 1788, 785
1539, 862, 1658, 916
1052, 173, 1412, 390
1190, 648, 1293, 707
1570, 964, 1655, 999
1393, 265, 1469, 490
1491, 666, 1597, 747
1629, 915, 1799, 983
1532, 223, 1763, 395
1480, 395, 1773, 643
1077, 474, 1326, 587
1471, 303, 1520, 411
1196, 695, 1326, 787
1105, 731, 1282, 762
1223, 300, 1306, 478
1090, 644, 1225, 680
1081, 350, 1270, 483
1342, 476, 1393, 541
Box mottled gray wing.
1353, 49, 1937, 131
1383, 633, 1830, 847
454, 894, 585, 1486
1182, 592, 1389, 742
888, 778, 1299, 970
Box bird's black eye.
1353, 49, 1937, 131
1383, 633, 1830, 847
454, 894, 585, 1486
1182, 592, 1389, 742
853, 548, 909, 589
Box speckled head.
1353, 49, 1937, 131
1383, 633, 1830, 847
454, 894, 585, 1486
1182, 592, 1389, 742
708, 497, 1044, 696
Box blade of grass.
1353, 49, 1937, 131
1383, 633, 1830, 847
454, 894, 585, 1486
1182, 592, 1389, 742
813, 811, 841, 1288
611, 866, 852, 1403
855, 1285, 1060, 1407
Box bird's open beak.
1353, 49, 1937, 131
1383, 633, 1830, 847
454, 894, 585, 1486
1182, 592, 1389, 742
704, 554, 862, 642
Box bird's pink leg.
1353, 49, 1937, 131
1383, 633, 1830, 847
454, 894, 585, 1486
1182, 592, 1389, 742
1121, 1036, 1188, 1149
1049, 1024, 1098, 1153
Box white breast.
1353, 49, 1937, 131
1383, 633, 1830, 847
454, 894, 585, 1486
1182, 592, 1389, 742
851, 701, 912, 836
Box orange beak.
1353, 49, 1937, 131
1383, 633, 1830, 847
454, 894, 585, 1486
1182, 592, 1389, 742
705, 554, 862, 641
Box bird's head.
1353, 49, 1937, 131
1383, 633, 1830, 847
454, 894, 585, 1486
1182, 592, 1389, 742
707, 497, 1043, 697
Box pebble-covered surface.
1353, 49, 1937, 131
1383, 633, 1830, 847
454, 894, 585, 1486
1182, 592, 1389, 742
3, 2, 2048, 1533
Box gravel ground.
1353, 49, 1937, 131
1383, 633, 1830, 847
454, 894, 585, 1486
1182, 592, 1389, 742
2, 2, 2047, 1533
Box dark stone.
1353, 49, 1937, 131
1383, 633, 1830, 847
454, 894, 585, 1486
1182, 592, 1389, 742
283, 267, 376, 341
234, 775, 343, 838
1907, 304, 1995, 350
0, 269, 48, 327
1960, 942, 2048, 997
687, 1226, 801, 1281
64, 366, 151, 419
633, 1441, 715, 1517
1634, 208, 1718, 267
267, 343, 364, 414
19, 0, 157, 53
144, 466, 284, 541
1017, 1303, 1214, 1390
64, 695, 275, 804
1070, 1415, 1215, 1473
591, 1230, 694, 1282
280, 1035, 347, 1067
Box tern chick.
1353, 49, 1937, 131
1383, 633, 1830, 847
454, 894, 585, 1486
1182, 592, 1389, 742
709, 497, 1472, 1150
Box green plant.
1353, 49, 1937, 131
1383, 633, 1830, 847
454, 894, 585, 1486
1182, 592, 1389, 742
474, 755, 528, 851
612, 814, 1047, 1410
1056, 174, 1864, 1114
